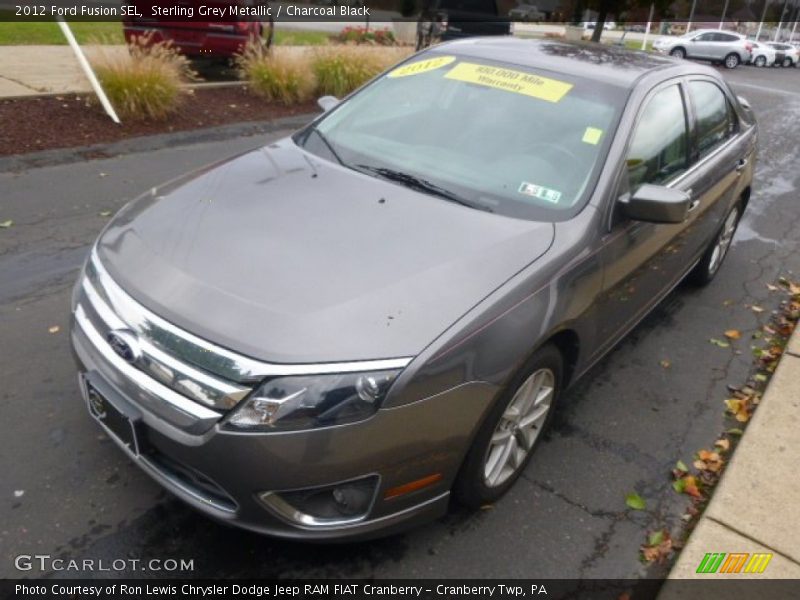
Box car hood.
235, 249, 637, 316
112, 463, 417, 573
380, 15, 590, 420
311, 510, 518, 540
97, 139, 554, 364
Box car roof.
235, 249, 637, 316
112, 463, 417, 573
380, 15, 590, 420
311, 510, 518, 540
436, 37, 699, 89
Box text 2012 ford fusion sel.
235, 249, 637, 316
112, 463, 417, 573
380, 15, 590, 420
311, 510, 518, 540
71, 38, 756, 540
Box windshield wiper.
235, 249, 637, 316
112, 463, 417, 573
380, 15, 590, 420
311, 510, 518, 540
355, 165, 493, 213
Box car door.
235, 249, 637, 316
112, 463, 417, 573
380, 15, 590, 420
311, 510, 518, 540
594, 81, 699, 353
681, 78, 751, 251
688, 32, 715, 59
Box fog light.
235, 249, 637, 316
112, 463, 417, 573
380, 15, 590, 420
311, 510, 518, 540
258, 475, 379, 526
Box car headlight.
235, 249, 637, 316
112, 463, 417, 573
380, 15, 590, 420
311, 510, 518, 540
225, 369, 401, 432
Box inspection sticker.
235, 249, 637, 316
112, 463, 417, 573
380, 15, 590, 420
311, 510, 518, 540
388, 55, 456, 78
582, 127, 603, 145
519, 182, 562, 204
444, 62, 573, 103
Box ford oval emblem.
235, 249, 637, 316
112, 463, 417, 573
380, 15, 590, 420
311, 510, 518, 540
106, 329, 143, 364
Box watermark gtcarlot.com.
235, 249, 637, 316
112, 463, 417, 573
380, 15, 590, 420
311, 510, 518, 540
15, 554, 195, 573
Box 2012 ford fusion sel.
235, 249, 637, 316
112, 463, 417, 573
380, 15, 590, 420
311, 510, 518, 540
71, 38, 756, 540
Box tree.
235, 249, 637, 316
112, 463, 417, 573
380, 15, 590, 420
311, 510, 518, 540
587, 0, 675, 42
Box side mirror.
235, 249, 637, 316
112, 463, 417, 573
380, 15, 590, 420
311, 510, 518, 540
317, 95, 340, 112
737, 95, 751, 110
619, 184, 691, 223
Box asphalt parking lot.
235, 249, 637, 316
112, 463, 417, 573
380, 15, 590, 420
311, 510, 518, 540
1, 63, 799, 581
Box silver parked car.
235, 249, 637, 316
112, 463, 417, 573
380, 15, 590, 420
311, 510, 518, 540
653, 29, 753, 68
71, 39, 757, 540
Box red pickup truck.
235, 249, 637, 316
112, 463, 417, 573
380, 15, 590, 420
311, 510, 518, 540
122, 1, 271, 60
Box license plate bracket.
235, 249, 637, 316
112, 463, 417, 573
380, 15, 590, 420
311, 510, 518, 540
83, 378, 140, 456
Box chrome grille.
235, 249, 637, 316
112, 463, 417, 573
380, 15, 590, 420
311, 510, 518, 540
76, 247, 414, 413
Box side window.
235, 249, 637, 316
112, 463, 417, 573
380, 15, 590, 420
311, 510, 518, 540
688, 81, 734, 158
695, 33, 715, 41
626, 84, 689, 190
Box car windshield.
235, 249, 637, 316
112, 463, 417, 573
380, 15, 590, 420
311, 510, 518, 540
295, 53, 626, 221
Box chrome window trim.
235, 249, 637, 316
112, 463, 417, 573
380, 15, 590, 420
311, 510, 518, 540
89, 247, 414, 382
74, 305, 222, 421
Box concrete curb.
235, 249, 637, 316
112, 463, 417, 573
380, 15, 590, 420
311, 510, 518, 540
0, 112, 318, 173
660, 325, 800, 591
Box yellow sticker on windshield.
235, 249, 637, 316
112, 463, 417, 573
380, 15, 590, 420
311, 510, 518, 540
388, 55, 456, 78
444, 62, 573, 103
582, 127, 603, 145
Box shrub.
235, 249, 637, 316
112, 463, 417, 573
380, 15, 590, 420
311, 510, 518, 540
91, 33, 193, 120
312, 46, 402, 97
336, 26, 397, 46
236, 44, 316, 105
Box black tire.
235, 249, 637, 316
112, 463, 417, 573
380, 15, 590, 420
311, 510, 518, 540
689, 202, 742, 286
783, 57, 793, 68
453, 344, 563, 509
724, 53, 740, 69
754, 55, 766, 67
670, 47, 686, 59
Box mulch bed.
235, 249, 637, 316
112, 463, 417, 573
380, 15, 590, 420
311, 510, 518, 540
0, 87, 317, 157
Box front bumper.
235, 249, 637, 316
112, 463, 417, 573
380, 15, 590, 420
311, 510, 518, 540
70, 264, 498, 540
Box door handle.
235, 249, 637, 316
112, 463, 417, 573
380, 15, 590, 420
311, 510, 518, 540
687, 199, 701, 212
735, 158, 748, 173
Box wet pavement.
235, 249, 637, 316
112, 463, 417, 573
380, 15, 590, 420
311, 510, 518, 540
1, 66, 799, 580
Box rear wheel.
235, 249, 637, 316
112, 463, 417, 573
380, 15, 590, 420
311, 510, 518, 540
689, 203, 742, 286
754, 55, 766, 67
453, 345, 562, 508
724, 53, 740, 69
670, 47, 686, 59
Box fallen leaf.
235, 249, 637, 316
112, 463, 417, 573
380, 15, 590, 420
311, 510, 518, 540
0, 220, 13, 228
754, 373, 768, 382
766, 283, 778, 291
660, 359, 671, 369
709, 338, 730, 348
727, 428, 744, 436
676, 460, 689, 473
751, 305, 765, 313
48, 326, 60, 334
724, 329, 742, 340
99, 210, 112, 217
648, 530, 665, 546
715, 438, 731, 451
641, 528, 673, 563
14, 490, 24, 498
625, 492, 646, 510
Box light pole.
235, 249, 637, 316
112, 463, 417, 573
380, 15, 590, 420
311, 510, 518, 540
687, 0, 697, 33
756, 0, 770, 40
719, 0, 730, 29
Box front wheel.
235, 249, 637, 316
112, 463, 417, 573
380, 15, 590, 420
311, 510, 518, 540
670, 47, 686, 59
783, 57, 793, 68
689, 203, 742, 286
724, 53, 740, 69
754, 55, 766, 67
453, 345, 562, 508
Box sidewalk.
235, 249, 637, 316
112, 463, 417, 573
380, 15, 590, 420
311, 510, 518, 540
0, 45, 126, 97
660, 327, 800, 590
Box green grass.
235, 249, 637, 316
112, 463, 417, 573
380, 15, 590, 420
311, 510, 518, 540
0, 22, 329, 46
272, 30, 330, 46
624, 39, 654, 52
0, 21, 124, 45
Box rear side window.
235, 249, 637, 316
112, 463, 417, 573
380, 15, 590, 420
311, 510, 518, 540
626, 84, 689, 189
688, 81, 735, 158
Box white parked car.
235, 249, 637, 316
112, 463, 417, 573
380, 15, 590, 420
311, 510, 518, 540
652, 29, 753, 69
749, 42, 776, 67
766, 42, 800, 67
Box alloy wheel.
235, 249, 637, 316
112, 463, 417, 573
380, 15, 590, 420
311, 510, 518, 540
725, 54, 739, 68
483, 368, 554, 488
708, 207, 739, 276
